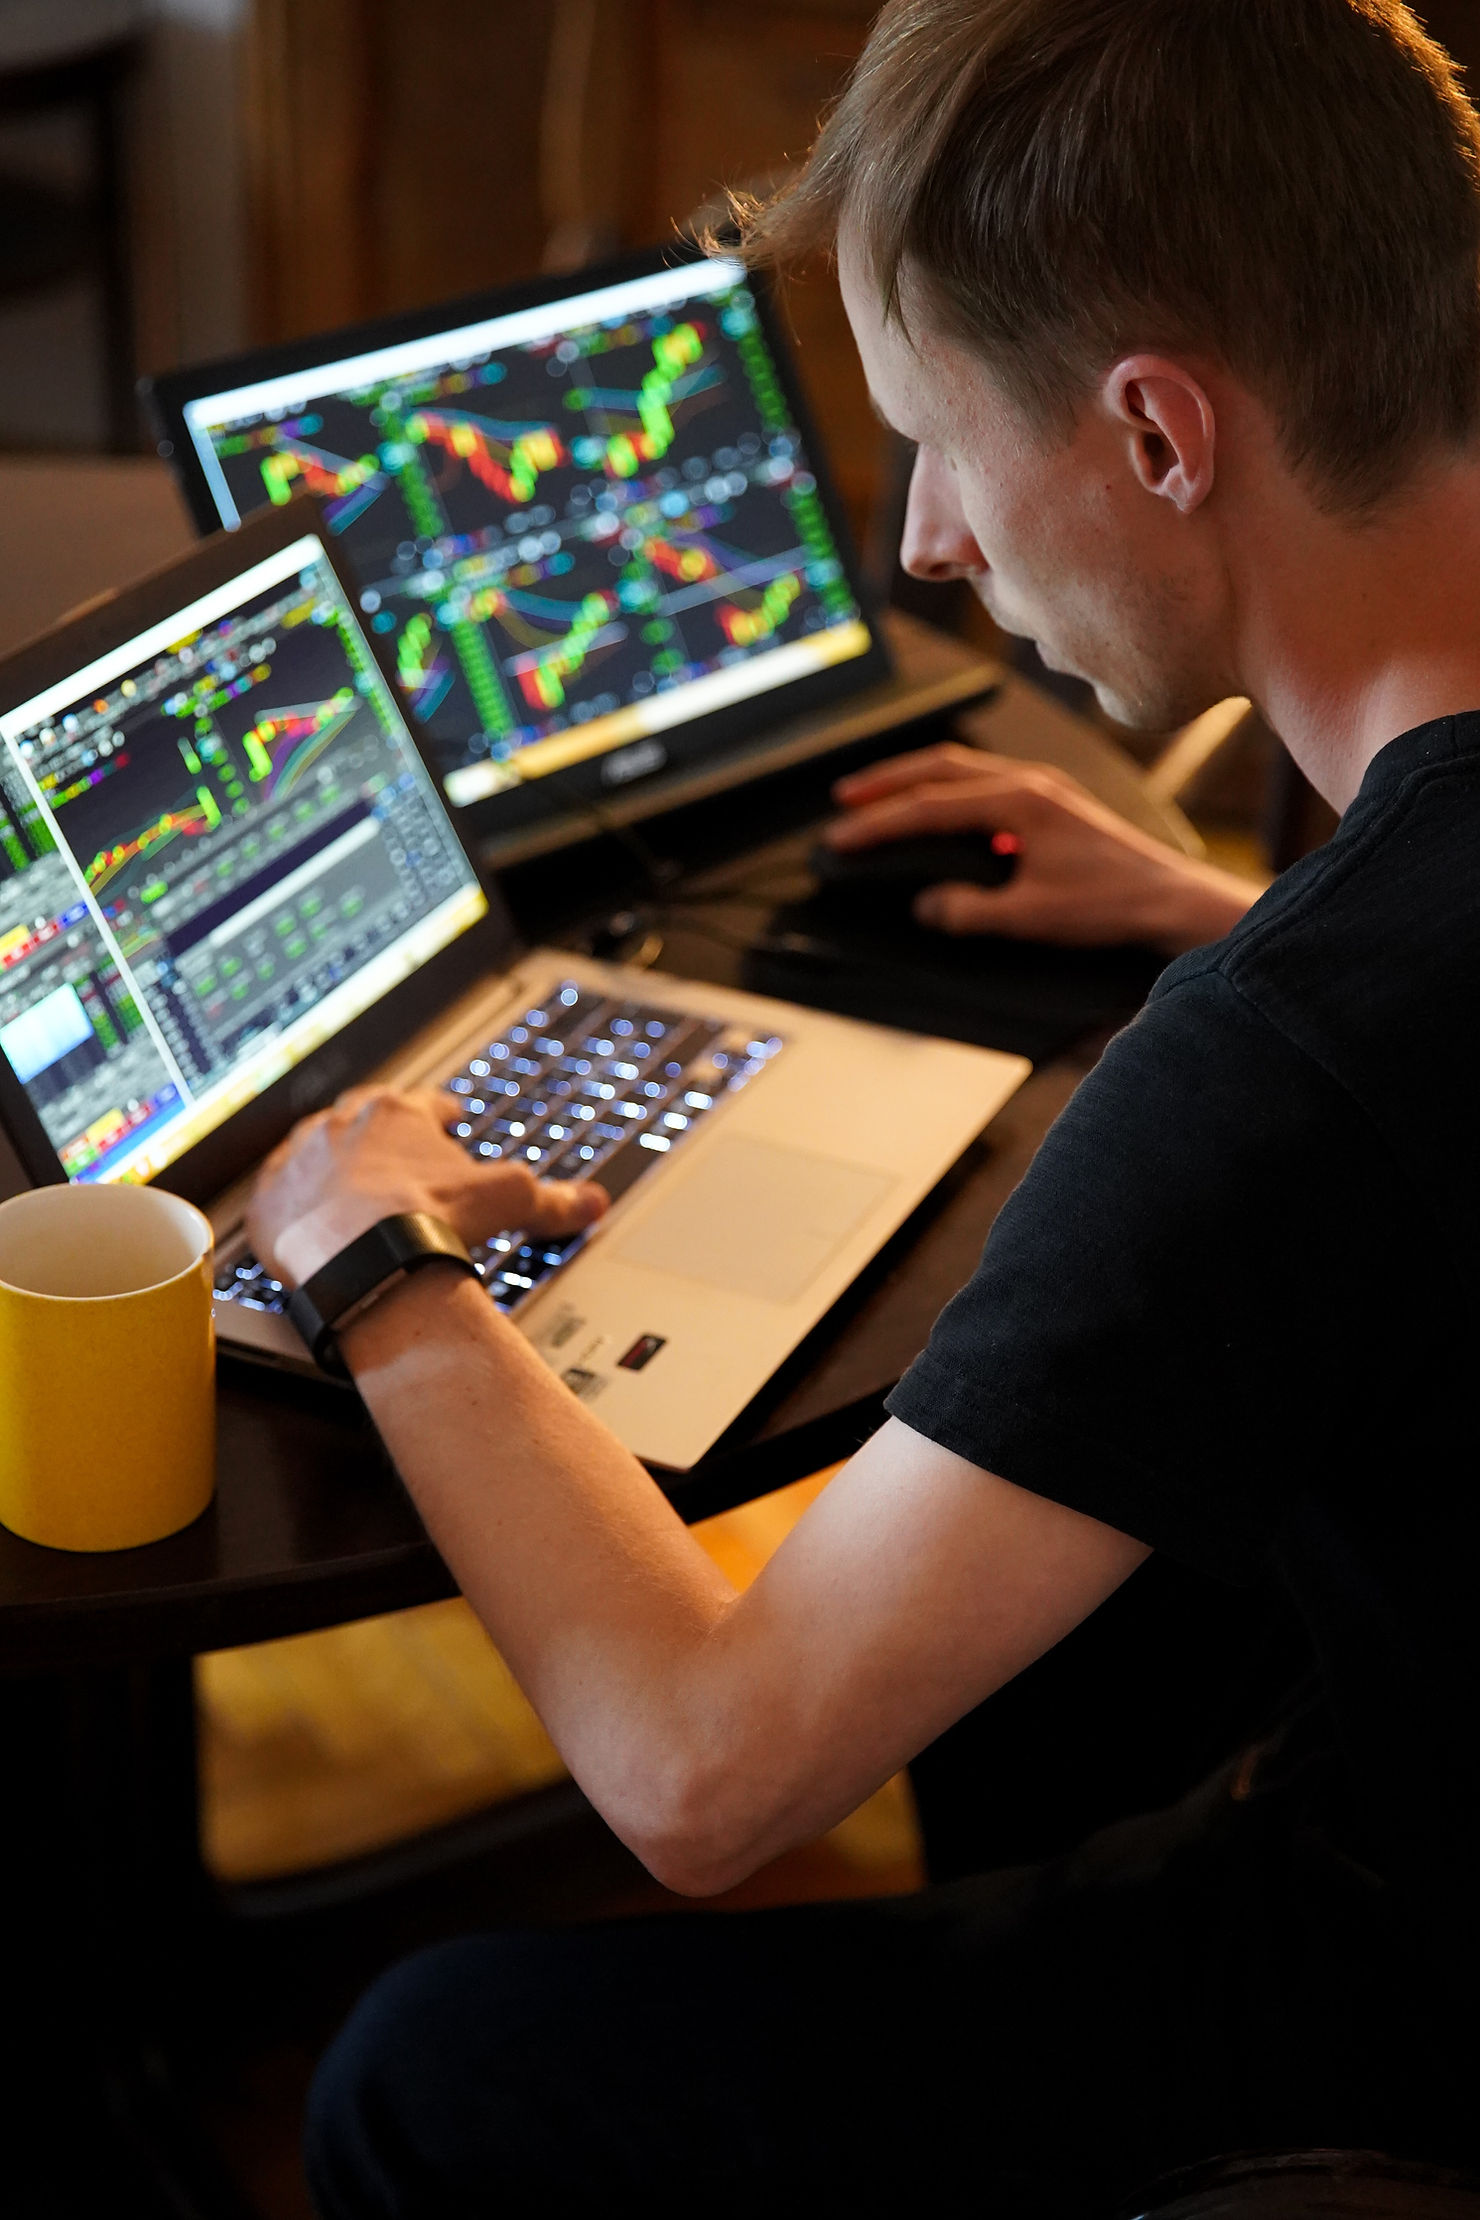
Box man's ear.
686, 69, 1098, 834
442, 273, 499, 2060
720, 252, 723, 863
1104, 355, 1216, 514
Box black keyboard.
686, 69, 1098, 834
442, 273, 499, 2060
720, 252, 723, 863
215, 980, 784, 1325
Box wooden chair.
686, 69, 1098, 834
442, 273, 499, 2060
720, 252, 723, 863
1124, 2151, 1480, 2217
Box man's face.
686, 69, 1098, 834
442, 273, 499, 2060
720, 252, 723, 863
838, 227, 1232, 731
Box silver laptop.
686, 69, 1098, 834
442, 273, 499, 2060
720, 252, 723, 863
0, 507, 1027, 1473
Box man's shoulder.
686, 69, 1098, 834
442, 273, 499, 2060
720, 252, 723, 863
1169, 711, 1474, 959
1143, 710, 1480, 1191
1056, 959, 1359, 1193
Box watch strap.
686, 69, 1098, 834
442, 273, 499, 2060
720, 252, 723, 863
286, 1212, 479, 1377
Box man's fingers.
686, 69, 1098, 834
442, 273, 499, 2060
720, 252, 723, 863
447, 1152, 609, 1246
456, 1165, 608, 1247
382, 1092, 606, 1231
410, 1082, 468, 1124
913, 877, 1130, 946
913, 881, 1024, 935
826, 781, 1032, 850
524, 1176, 610, 1236
833, 741, 985, 805
832, 745, 1066, 810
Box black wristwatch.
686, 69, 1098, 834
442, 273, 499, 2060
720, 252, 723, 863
286, 1213, 481, 1377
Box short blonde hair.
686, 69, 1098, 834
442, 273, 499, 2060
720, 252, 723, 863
732, 0, 1480, 511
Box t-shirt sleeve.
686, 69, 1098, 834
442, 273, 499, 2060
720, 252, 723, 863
886, 970, 1387, 1584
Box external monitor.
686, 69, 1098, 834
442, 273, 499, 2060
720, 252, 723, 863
0, 499, 500, 1206
146, 248, 891, 864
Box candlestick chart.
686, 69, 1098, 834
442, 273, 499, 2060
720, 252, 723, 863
73, 683, 364, 907
237, 687, 359, 801
36, 589, 376, 973
195, 274, 864, 795
402, 413, 566, 506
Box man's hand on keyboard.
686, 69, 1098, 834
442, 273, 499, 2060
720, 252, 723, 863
827, 742, 1261, 954
247, 1086, 608, 1291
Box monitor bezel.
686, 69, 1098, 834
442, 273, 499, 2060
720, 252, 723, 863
143, 242, 892, 862
0, 496, 520, 1209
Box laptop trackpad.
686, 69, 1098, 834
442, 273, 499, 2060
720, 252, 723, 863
611, 1137, 897, 1305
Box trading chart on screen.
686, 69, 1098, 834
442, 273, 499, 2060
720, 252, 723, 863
179, 260, 871, 804
0, 537, 483, 1183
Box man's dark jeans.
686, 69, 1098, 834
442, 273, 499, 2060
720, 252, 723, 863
305, 1761, 1469, 2218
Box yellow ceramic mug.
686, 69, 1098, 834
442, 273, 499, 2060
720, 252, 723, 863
0, 1183, 215, 1552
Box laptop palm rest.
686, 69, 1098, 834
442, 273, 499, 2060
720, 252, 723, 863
609, 1137, 896, 1306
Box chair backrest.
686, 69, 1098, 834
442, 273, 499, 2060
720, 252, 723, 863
1125, 2151, 1480, 2218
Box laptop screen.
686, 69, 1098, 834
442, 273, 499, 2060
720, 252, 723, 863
162, 255, 875, 842
0, 531, 486, 1186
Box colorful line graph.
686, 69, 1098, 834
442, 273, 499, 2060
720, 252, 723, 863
261, 441, 387, 529
717, 570, 802, 649
567, 322, 713, 478
643, 534, 721, 586
85, 784, 223, 897
44, 750, 134, 811
513, 592, 617, 711
405, 412, 566, 505
396, 613, 455, 720
461, 583, 588, 639
460, 586, 619, 712
240, 687, 357, 800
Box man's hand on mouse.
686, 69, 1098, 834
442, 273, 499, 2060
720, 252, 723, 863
827, 741, 1262, 953
247, 1086, 607, 1291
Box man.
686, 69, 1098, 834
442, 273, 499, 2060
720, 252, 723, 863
256, 3, 1480, 2210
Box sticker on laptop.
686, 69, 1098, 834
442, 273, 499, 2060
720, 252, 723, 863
540, 1307, 585, 1352
617, 1334, 667, 1373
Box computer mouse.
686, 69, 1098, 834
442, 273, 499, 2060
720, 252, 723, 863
809, 830, 1020, 904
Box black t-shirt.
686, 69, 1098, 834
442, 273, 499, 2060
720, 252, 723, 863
888, 710, 1480, 1979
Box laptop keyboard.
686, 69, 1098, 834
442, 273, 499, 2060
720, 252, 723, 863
214, 980, 784, 1328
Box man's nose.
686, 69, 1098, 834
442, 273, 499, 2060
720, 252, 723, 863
898, 446, 986, 582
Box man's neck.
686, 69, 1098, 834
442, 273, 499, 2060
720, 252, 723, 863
1233, 443, 1480, 812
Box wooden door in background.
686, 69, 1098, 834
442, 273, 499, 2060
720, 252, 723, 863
242, 0, 882, 534
565, 0, 883, 537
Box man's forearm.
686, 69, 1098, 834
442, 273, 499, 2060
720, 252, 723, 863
341, 1267, 742, 1878
248, 1072, 1151, 1896
337, 1267, 1142, 1899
